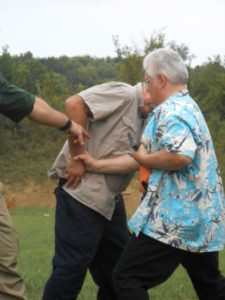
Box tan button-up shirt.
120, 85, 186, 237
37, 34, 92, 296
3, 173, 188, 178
48, 82, 146, 219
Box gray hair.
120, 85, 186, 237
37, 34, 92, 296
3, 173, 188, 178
143, 48, 189, 84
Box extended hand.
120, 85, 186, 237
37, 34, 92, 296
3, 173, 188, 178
73, 151, 97, 172
67, 121, 90, 145
131, 143, 148, 163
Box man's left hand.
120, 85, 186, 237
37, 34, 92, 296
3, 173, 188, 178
64, 158, 86, 189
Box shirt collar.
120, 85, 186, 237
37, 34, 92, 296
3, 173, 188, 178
134, 82, 145, 114
151, 89, 190, 114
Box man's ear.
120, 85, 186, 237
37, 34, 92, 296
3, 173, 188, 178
157, 73, 167, 88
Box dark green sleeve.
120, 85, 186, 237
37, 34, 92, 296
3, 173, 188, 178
0, 74, 35, 123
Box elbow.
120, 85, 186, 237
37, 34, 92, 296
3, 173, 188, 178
65, 95, 90, 118
65, 95, 80, 113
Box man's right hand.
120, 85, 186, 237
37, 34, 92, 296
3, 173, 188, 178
64, 158, 86, 189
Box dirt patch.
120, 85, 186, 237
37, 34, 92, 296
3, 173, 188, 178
4, 179, 56, 210
122, 178, 142, 215
4, 178, 141, 215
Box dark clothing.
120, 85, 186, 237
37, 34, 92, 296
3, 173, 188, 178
113, 232, 225, 300
0, 74, 35, 122
42, 182, 129, 300
0, 74, 35, 300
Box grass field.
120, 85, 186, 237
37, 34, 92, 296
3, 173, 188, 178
11, 206, 225, 300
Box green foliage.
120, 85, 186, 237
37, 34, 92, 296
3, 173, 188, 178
188, 57, 225, 180
113, 29, 195, 84
113, 35, 144, 83
40, 55, 118, 89
0, 46, 13, 79
0, 50, 119, 182
189, 58, 225, 120
0, 117, 65, 181
0, 32, 225, 185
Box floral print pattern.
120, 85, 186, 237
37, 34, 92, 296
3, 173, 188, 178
129, 92, 225, 252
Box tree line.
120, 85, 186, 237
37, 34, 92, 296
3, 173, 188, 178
0, 32, 225, 183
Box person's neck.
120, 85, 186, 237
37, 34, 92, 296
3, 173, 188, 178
159, 84, 187, 104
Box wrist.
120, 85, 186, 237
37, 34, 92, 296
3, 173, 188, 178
85, 158, 98, 172
59, 119, 72, 131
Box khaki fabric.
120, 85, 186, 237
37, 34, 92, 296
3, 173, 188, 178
49, 82, 146, 220
0, 182, 26, 300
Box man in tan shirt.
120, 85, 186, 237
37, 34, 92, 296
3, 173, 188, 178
42, 81, 152, 300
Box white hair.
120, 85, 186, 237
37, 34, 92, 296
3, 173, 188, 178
143, 48, 189, 84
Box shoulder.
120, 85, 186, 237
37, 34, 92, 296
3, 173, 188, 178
78, 82, 135, 109
79, 82, 132, 97
155, 96, 199, 123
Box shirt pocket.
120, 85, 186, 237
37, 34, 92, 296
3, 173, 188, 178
111, 116, 137, 155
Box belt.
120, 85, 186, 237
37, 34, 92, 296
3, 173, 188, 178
58, 178, 67, 186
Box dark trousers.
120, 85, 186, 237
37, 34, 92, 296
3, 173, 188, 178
42, 183, 129, 300
113, 232, 225, 300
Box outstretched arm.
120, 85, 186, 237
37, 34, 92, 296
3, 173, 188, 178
74, 151, 139, 174
28, 97, 90, 144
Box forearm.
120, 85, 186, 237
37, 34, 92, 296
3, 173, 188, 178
28, 97, 69, 128
65, 95, 89, 156
88, 154, 139, 174
133, 149, 192, 171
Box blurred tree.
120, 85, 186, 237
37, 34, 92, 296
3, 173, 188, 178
0, 45, 13, 80
113, 30, 194, 84
0, 36, 224, 184
189, 56, 225, 120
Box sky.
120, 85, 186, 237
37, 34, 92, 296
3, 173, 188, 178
0, 0, 224, 66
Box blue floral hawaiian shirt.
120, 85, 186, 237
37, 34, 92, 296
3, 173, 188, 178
128, 91, 225, 252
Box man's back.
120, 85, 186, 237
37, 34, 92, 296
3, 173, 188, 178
49, 82, 145, 219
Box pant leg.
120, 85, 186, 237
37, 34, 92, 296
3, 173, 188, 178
0, 182, 27, 300
182, 251, 225, 300
89, 195, 129, 300
42, 185, 107, 300
113, 232, 185, 300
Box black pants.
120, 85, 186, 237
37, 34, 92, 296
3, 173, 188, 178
113, 232, 225, 300
42, 184, 129, 300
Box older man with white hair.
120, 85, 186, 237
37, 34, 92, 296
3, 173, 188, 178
112, 48, 225, 300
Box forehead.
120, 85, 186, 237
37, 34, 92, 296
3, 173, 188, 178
144, 72, 152, 79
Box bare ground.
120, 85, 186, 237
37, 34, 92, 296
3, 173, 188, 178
4, 178, 141, 215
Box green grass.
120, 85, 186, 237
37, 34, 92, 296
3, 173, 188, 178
11, 207, 225, 300
11, 207, 97, 300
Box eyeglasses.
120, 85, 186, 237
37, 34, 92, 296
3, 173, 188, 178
144, 79, 150, 85
143, 79, 151, 87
